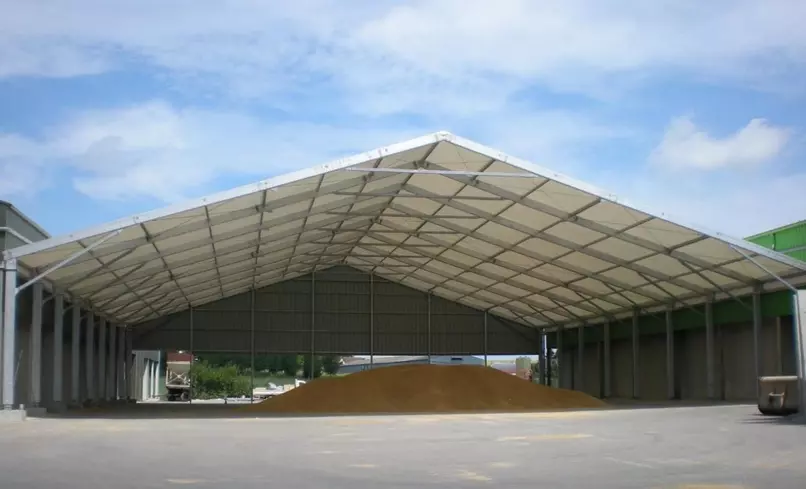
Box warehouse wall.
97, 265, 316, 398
562, 313, 797, 401
133, 266, 542, 355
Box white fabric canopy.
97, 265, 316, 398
5, 132, 805, 328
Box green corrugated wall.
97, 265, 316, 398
746, 219, 806, 262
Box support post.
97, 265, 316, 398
71, 304, 80, 405
483, 311, 488, 366
310, 270, 315, 380
189, 306, 194, 403
117, 326, 125, 400
539, 329, 548, 384
369, 273, 374, 369
250, 289, 255, 403
775, 316, 783, 375
427, 292, 432, 363
52, 293, 64, 406
794, 290, 806, 418
30, 282, 43, 407
705, 299, 716, 400
153, 352, 160, 400
577, 324, 585, 392
666, 305, 675, 400
632, 308, 640, 399
557, 327, 565, 389
603, 321, 611, 398
752, 288, 762, 398
85, 313, 95, 403
98, 317, 107, 401
2, 259, 18, 409
124, 328, 132, 401
108, 321, 116, 400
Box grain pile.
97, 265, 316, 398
240, 364, 605, 414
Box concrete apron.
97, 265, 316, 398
0, 409, 26, 422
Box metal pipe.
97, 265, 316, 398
85, 313, 95, 403
52, 294, 64, 405
30, 282, 43, 407
310, 270, 315, 380
0, 227, 32, 244
71, 303, 80, 405
250, 288, 255, 403
752, 288, 762, 398
729, 245, 798, 292
793, 291, 806, 418
108, 321, 116, 400
603, 321, 611, 398
427, 292, 432, 362
2, 260, 18, 409
189, 306, 194, 404
577, 324, 584, 392
16, 230, 122, 294
98, 317, 107, 401
666, 306, 674, 400
345, 168, 539, 178
705, 299, 716, 400
483, 311, 488, 366
369, 273, 374, 369
632, 308, 640, 399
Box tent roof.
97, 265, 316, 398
5, 132, 806, 329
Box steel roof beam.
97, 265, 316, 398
425, 162, 757, 286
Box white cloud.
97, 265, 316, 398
649, 117, 791, 170
1, 1, 805, 114
0, 101, 430, 202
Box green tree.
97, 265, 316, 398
302, 355, 322, 379
190, 360, 251, 399
281, 355, 301, 378
321, 355, 341, 375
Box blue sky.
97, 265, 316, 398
1, 0, 805, 238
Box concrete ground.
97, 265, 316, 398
0, 404, 804, 489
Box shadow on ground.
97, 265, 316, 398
32, 399, 777, 421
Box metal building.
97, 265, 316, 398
1, 132, 805, 417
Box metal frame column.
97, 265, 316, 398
310, 270, 315, 379
117, 326, 125, 400
426, 292, 432, 363
775, 316, 783, 375
2, 259, 18, 409
539, 329, 547, 384
577, 324, 585, 392
705, 298, 716, 400
250, 289, 255, 403
189, 307, 194, 403
108, 322, 116, 400
752, 287, 762, 397
665, 305, 675, 400
794, 290, 806, 417
124, 328, 132, 401
632, 308, 640, 399
71, 304, 80, 405
30, 282, 43, 407
603, 321, 611, 398
556, 326, 565, 389
52, 293, 64, 407
98, 317, 107, 401
85, 313, 95, 403
369, 273, 374, 369
483, 311, 488, 366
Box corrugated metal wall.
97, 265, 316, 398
564, 314, 795, 401
133, 266, 541, 355
746, 220, 806, 262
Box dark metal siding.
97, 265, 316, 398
132, 266, 540, 354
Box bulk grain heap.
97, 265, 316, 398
241, 364, 605, 414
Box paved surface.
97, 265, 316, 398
1, 404, 804, 488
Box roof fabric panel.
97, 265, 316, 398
5, 132, 804, 328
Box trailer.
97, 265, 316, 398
165, 352, 193, 402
